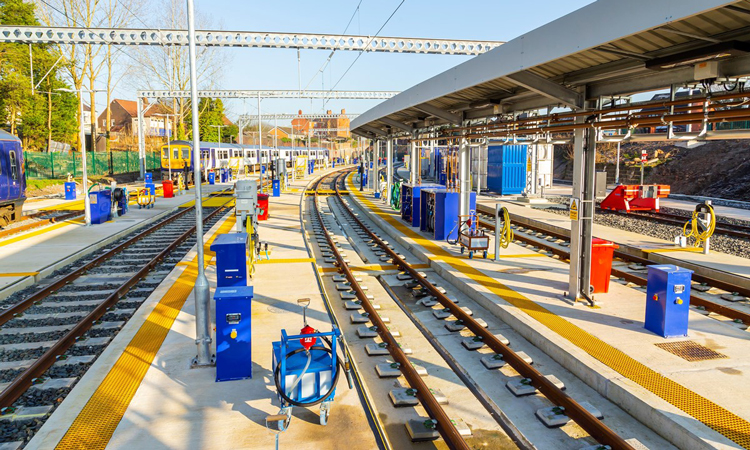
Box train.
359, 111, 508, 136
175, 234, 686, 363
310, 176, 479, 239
0, 131, 26, 226
159, 141, 329, 183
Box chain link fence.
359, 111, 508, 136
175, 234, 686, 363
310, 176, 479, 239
24, 150, 161, 179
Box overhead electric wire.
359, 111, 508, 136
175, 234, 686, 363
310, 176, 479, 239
325, 0, 406, 104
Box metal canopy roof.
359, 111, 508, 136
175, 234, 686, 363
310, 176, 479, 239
351, 0, 750, 137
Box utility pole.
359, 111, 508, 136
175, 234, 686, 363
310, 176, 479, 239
186, 0, 212, 367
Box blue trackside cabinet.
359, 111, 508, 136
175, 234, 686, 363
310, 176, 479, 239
645, 265, 693, 338
145, 172, 153, 183
89, 189, 112, 224
64, 182, 76, 200
420, 189, 476, 241
272, 179, 281, 197
400, 183, 443, 228
487, 144, 527, 195
215, 285, 253, 382
210, 233, 249, 287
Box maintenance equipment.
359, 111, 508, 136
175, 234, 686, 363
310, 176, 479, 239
486, 144, 527, 195
235, 179, 259, 233
493, 205, 514, 261
210, 233, 250, 287
111, 185, 128, 218
88, 184, 112, 224
136, 188, 155, 209
271, 299, 353, 427
600, 184, 671, 212
400, 183, 442, 227
455, 212, 489, 259
645, 265, 693, 338
420, 189, 476, 241
64, 180, 76, 200
215, 285, 254, 382
680, 201, 716, 254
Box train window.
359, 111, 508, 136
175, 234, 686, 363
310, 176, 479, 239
182, 148, 190, 159
9, 151, 18, 180
162, 149, 169, 158
173, 149, 179, 159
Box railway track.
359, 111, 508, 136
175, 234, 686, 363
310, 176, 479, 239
308, 169, 643, 450
0, 200, 231, 447
474, 204, 750, 327
0, 211, 83, 240
602, 208, 750, 240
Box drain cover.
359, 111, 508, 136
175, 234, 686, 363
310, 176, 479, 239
655, 340, 728, 362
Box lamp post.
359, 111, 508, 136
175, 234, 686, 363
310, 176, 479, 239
56, 87, 104, 227
153, 113, 178, 181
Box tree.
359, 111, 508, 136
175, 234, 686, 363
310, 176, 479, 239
0, 0, 77, 149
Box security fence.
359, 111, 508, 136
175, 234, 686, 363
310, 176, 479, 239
24, 150, 161, 179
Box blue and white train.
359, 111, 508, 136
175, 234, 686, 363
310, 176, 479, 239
0, 131, 26, 226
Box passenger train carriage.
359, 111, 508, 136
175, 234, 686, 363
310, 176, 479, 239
0, 131, 26, 226
160, 141, 329, 182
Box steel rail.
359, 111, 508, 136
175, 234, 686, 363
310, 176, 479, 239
0, 211, 83, 240
474, 205, 750, 325
0, 206, 196, 327
311, 170, 469, 450
0, 201, 231, 409
334, 175, 632, 449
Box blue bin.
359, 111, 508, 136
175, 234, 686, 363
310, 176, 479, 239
64, 182, 76, 200
215, 285, 254, 382
645, 265, 693, 338
208, 171, 216, 185
487, 144, 527, 195
272, 179, 281, 197
89, 189, 112, 224
210, 233, 249, 287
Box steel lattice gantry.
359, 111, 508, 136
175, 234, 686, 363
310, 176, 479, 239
0, 26, 503, 56
138, 90, 398, 100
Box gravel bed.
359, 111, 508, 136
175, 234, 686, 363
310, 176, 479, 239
17, 387, 72, 408
0, 419, 44, 444
0, 211, 79, 233
541, 205, 750, 259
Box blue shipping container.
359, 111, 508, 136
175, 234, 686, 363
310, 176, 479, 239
486, 144, 527, 195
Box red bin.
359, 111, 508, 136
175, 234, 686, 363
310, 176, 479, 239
590, 238, 619, 293
162, 180, 174, 198
257, 193, 269, 221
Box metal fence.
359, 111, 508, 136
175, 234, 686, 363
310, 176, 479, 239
24, 150, 161, 179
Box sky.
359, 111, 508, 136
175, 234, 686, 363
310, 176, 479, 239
107, 0, 597, 123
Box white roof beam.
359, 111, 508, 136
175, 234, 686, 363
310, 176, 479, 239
505, 71, 582, 109
360, 124, 387, 137
379, 117, 413, 132
413, 103, 462, 124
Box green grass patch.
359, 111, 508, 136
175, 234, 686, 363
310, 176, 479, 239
26, 179, 65, 190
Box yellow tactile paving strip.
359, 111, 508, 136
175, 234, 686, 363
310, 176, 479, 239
54, 214, 236, 450
0, 218, 84, 248
179, 197, 236, 208
347, 176, 750, 449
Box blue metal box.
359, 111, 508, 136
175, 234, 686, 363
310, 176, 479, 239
272, 179, 281, 197
420, 189, 476, 241
272, 337, 334, 403
400, 183, 443, 228
145, 172, 153, 183
215, 285, 253, 382
208, 171, 215, 185
645, 265, 693, 338
210, 233, 249, 287
64, 182, 76, 200
487, 144, 527, 195
145, 182, 155, 196
89, 190, 112, 224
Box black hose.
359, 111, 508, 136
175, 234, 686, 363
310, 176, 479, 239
273, 344, 343, 408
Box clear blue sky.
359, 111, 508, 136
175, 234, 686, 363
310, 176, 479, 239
118, 0, 597, 121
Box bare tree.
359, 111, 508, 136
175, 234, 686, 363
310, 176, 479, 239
127, 0, 226, 138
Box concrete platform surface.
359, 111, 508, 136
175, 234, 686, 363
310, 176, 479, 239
0, 183, 228, 297
348, 175, 750, 450
26, 167, 379, 450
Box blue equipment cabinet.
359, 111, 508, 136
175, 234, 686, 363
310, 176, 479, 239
215, 285, 253, 382
89, 189, 112, 224
487, 144, 527, 195
400, 183, 442, 228
208, 171, 216, 185
272, 179, 281, 197
420, 189, 476, 241
64, 182, 76, 200
210, 233, 249, 287
645, 265, 694, 338
145, 172, 153, 183
145, 182, 155, 196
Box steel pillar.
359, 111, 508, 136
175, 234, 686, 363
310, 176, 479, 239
386, 138, 393, 203
410, 136, 417, 184
459, 137, 470, 219
137, 97, 145, 180
187, 0, 212, 366
568, 124, 597, 305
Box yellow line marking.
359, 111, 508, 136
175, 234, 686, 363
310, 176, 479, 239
642, 247, 705, 254
40, 199, 84, 211
179, 197, 236, 208
0, 272, 39, 277
0, 221, 77, 248
347, 175, 750, 448
55, 214, 236, 450
489, 253, 547, 259
256, 258, 315, 264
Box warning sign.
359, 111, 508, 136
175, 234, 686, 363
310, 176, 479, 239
569, 198, 580, 221
527, 156, 532, 172
641, 150, 648, 163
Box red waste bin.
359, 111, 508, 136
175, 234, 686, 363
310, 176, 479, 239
162, 180, 174, 198
257, 193, 269, 221
590, 238, 619, 293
